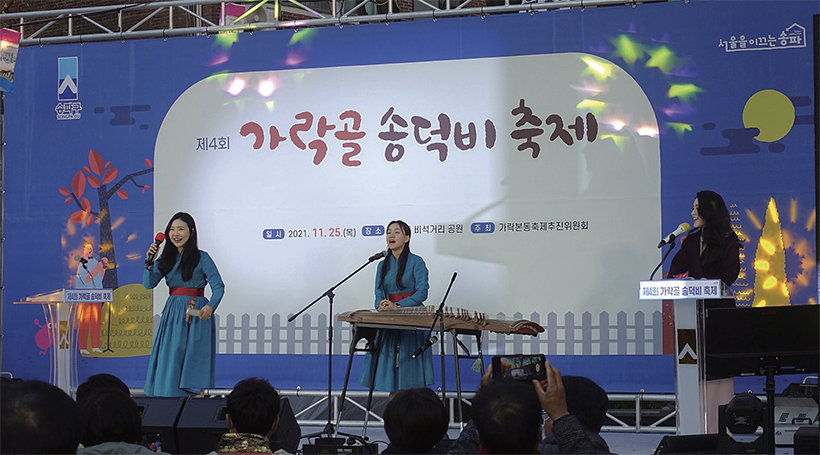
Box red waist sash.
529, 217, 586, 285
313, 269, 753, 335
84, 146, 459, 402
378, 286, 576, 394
169, 287, 204, 297
388, 292, 413, 303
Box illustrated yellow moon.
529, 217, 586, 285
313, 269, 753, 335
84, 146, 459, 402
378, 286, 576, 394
742, 89, 795, 142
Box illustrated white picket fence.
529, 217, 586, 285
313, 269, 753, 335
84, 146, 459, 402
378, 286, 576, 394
153, 310, 664, 355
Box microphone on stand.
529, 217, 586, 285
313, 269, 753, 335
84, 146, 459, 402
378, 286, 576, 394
145, 233, 166, 269
658, 223, 691, 248
411, 335, 438, 359
368, 249, 388, 262
74, 254, 89, 265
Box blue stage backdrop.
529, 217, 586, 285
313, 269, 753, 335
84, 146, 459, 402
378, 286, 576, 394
2, 0, 816, 394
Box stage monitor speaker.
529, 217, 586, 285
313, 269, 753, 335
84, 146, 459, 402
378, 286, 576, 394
133, 396, 187, 454
271, 397, 301, 454
653, 434, 718, 454
176, 396, 300, 454
175, 396, 229, 454
793, 425, 819, 454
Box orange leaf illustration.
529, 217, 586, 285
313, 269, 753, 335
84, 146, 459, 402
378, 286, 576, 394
64, 197, 72, 204
88, 175, 101, 188
83, 166, 91, 174
105, 161, 111, 168
102, 168, 118, 185
58, 187, 70, 196
69, 211, 86, 223
116, 189, 129, 200
87, 213, 95, 224
89, 149, 104, 175
145, 158, 153, 168
80, 197, 91, 212
72, 171, 86, 197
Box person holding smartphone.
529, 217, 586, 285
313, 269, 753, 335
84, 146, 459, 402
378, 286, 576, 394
533, 361, 611, 454
449, 359, 612, 454
143, 212, 225, 397
358, 220, 434, 393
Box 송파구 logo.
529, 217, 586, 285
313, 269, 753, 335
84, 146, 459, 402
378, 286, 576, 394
56, 57, 82, 120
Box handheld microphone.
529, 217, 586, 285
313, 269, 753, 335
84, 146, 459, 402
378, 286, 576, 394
658, 222, 691, 248
368, 249, 388, 262
411, 336, 438, 359
145, 233, 166, 269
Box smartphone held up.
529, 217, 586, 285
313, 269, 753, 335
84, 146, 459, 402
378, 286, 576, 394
492, 354, 546, 381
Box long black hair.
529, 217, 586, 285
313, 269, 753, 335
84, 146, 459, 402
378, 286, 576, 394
157, 212, 201, 282
78, 389, 142, 446
379, 220, 412, 290
696, 190, 743, 267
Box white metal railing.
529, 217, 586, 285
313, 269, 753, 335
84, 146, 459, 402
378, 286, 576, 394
147, 387, 679, 433
604, 393, 676, 434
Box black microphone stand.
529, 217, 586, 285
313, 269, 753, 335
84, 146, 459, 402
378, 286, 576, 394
100, 260, 115, 353
86, 257, 114, 353
102, 296, 114, 353
413, 272, 457, 408
289, 253, 383, 441
649, 238, 677, 280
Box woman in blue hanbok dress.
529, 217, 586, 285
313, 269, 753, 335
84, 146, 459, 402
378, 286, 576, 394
359, 220, 434, 393
143, 212, 225, 397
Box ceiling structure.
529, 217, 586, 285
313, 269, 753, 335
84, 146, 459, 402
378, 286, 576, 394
1, 0, 659, 46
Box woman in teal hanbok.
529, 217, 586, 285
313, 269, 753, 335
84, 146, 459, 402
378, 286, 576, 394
143, 212, 225, 397
359, 220, 434, 393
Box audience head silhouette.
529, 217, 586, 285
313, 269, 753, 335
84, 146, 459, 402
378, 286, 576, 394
226, 377, 281, 437
1, 379, 84, 454
77, 388, 143, 448
472, 378, 542, 454
76, 373, 130, 404
383, 387, 448, 453
562, 375, 608, 433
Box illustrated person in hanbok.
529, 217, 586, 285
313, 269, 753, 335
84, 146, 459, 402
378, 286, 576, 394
143, 212, 225, 397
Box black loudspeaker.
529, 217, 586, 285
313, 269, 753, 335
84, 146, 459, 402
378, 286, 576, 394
133, 396, 187, 454
653, 434, 718, 454
794, 425, 819, 454
175, 396, 228, 455
175, 396, 301, 455
271, 398, 301, 454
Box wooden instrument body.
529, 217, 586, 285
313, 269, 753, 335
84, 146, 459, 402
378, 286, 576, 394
338, 305, 543, 336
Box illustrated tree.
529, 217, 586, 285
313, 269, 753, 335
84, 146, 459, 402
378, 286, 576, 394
59, 149, 154, 289
752, 197, 790, 307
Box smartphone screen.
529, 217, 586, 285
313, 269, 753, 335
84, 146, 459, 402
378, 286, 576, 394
492, 354, 546, 381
